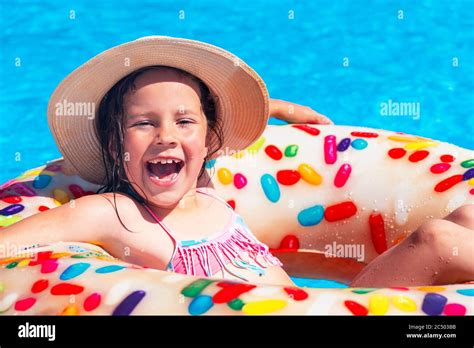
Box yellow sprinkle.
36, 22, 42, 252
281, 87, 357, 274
417, 286, 446, 292
52, 189, 70, 204
17, 259, 30, 268
297, 163, 322, 185
368, 294, 389, 315
232, 151, 245, 159
61, 305, 79, 316
468, 178, 474, 186
0, 257, 23, 265
51, 252, 71, 259
404, 141, 438, 150
217, 168, 233, 185
388, 135, 419, 143
242, 299, 287, 315
246, 136, 266, 154
0, 215, 22, 227
0, 281, 4, 292
391, 295, 417, 312
18, 169, 57, 179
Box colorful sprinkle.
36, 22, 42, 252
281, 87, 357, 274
351, 138, 368, 150
33, 175, 52, 189
284, 287, 308, 301
440, 154, 454, 163
38, 205, 50, 212
95, 265, 126, 274
369, 295, 389, 315
233, 173, 248, 189
456, 288, 474, 296
260, 174, 280, 203
430, 163, 451, 174
227, 298, 245, 311
246, 136, 266, 154
284, 145, 299, 157
31, 279, 49, 293
83, 293, 101, 312
434, 175, 463, 193
68, 184, 87, 198
1, 195, 22, 204
334, 163, 352, 188
297, 163, 322, 185
204, 159, 216, 169
391, 295, 417, 312
6, 261, 18, 269
369, 213, 387, 254
61, 305, 79, 315
242, 299, 287, 315
40, 260, 58, 274
188, 295, 214, 315
51, 283, 84, 295
388, 148, 406, 159
227, 200, 235, 210
324, 135, 337, 164
112, 290, 146, 316
463, 168, 474, 181
443, 303, 466, 316
10, 183, 36, 197
404, 141, 437, 150
52, 188, 70, 204
278, 235, 300, 251
351, 131, 378, 138
276, 170, 301, 186
422, 293, 447, 316
217, 168, 233, 185
408, 150, 429, 162
45, 164, 62, 171
0, 204, 24, 216
181, 279, 214, 298
344, 300, 368, 316
60, 263, 90, 280
264, 145, 283, 160
212, 284, 256, 303
388, 135, 419, 143
417, 286, 446, 292
351, 288, 377, 294
337, 138, 351, 152
292, 124, 320, 136
15, 298, 36, 311
0, 215, 22, 227
460, 159, 474, 168
297, 205, 324, 226
324, 201, 357, 222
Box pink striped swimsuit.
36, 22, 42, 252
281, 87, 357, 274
142, 188, 282, 281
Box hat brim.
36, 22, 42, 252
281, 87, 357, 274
47, 36, 269, 184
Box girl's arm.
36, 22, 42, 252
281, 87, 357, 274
0, 194, 116, 257
269, 98, 333, 125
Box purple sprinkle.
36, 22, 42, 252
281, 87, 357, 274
337, 138, 351, 152
10, 183, 36, 197
463, 168, 474, 181
421, 293, 447, 316
0, 204, 25, 216
112, 290, 146, 316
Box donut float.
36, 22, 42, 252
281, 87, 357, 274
0, 124, 473, 315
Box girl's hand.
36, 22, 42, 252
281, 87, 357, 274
269, 98, 334, 125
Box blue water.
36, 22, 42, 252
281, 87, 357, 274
1, 0, 473, 184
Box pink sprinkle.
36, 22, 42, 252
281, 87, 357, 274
334, 163, 352, 188
233, 173, 248, 189
10, 183, 36, 197
45, 165, 62, 171
15, 297, 36, 311
443, 303, 466, 316
324, 135, 337, 164
430, 163, 451, 174
470, 189, 474, 195
84, 292, 101, 311
40, 260, 59, 274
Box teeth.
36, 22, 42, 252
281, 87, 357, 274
148, 159, 183, 164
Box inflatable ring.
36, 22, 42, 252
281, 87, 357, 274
1, 125, 473, 315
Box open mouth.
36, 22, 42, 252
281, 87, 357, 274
146, 158, 184, 185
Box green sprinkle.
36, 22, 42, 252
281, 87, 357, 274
227, 298, 245, 311
284, 144, 299, 157
351, 288, 377, 294
6, 262, 18, 269
247, 136, 266, 154
181, 279, 214, 298
461, 159, 474, 168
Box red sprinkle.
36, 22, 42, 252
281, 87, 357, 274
292, 124, 320, 136
264, 145, 283, 160
40, 260, 59, 274
369, 213, 387, 254
324, 201, 357, 222
344, 300, 368, 316
390, 287, 409, 291
15, 298, 37, 311
434, 175, 463, 193
350, 131, 378, 138
38, 205, 50, 212
51, 283, 85, 295
284, 287, 308, 301
29, 251, 53, 266
334, 163, 352, 188
430, 163, 451, 174
270, 235, 300, 253
408, 150, 429, 162
1, 195, 22, 204
227, 200, 236, 210
470, 189, 474, 195
68, 184, 86, 199
84, 292, 101, 311
440, 154, 455, 163
388, 148, 406, 159
276, 170, 301, 185
31, 279, 49, 293
212, 284, 256, 303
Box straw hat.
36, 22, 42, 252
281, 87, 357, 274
47, 36, 269, 185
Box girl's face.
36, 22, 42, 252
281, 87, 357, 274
123, 69, 209, 208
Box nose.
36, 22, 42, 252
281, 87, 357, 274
155, 123, 177, 146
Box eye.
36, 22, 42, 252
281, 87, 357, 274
177, 119, 194, 127
133, 121, 154, 127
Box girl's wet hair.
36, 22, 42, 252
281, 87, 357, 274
95, 65, 224, 231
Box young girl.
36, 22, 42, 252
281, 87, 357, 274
1, 36, 472, 288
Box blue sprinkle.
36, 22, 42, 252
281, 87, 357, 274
463, 168, 474, 181
297, 205, 325, 226
0, 204, 24, 216
351, 138, 368, 150
188, 295, 214, 315
456, 288, 474, 296
337, 138, 351, 152
204, 159, 216, 169
260, 174, 280, 203
33, 175, 52, 189
112, 290, 146, 316
60, 263, 90, 280
421, 293, 447, 316
95, 265, 126, 274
